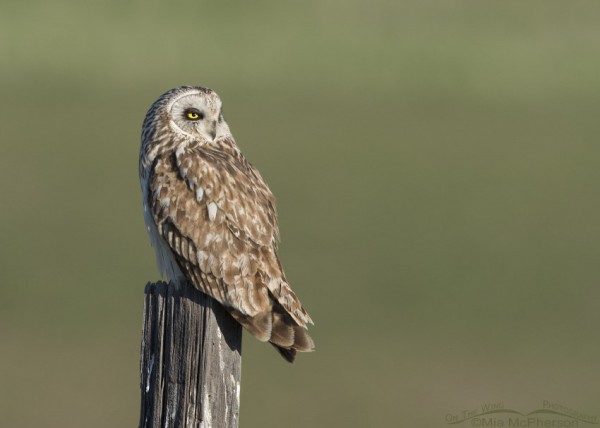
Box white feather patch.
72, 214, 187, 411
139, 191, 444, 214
175, 141, 187, 158
207, 202, 218, 221
196, 187, 204, 202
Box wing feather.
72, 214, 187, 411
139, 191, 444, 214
148, 138, 311, 328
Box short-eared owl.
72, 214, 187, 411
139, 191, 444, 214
139, 86, 314, 362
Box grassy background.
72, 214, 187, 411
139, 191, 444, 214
1, 1, 600, 426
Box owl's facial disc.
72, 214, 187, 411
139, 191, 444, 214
168, 91, 226, 142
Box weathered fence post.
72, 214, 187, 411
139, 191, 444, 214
139, 281, 242, 428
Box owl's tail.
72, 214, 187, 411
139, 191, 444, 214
268, 309, 315, 363
227, 305, 315, 363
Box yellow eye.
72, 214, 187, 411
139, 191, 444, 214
184, 109, 203, 120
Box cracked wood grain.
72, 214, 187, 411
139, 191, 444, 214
139, 281, 242, 428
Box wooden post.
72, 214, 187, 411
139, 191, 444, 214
139, 281, 242, 428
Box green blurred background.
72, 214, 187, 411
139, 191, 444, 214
1, 1, 600, 426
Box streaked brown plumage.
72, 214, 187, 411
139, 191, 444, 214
139, 86, 314, 362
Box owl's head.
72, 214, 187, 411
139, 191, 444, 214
144, 86, 231, 143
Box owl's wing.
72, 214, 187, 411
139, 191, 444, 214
148, 139, 313, 352
176, 140, 280, 249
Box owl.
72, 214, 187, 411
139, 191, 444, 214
139, 86, 314, 362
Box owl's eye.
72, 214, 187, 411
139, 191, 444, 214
184, 109, 203, 120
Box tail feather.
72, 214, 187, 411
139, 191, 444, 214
269, 312, 295, 347
291, 325, 314, 352
272, 344, 297, 363
228, 309, 272, 342
227, 305, 315, 363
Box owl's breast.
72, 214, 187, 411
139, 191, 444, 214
140, 154, 186, 285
